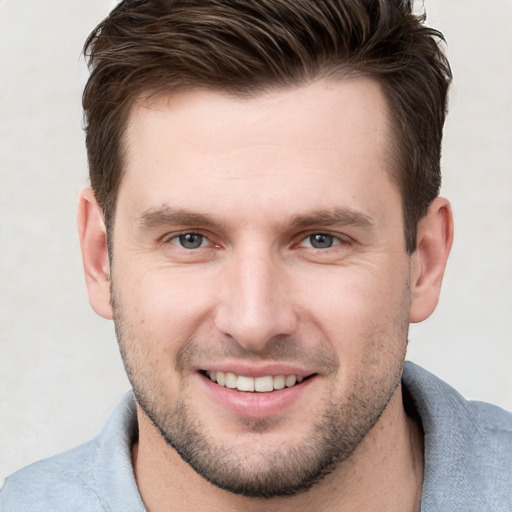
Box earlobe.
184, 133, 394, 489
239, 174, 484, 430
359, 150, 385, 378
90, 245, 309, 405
409, 197, 454, 323
77, 188, 113, 320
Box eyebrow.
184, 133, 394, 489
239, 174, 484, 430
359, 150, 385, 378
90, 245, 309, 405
137, 205, 374, 231
138, 207, 226, 230
286, 208, 374, 230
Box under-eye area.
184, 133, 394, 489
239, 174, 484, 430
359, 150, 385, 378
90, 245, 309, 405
199, 370, 315, 393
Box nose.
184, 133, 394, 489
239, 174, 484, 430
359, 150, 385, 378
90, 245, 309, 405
213, 248, 298, 352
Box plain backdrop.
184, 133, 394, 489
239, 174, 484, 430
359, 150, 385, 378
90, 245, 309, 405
1, 0, 511, 480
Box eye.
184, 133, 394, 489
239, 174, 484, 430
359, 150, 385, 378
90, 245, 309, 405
173, 233, 208, 249
300, 233, 341, 249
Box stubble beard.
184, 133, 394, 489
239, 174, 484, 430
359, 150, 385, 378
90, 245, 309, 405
111, 285, 409, 499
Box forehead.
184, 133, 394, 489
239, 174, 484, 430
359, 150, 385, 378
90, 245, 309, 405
119, 78, 397, 222
126, 78, 392, 155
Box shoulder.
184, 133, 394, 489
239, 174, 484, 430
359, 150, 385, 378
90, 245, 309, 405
456, 398, 512, 499
403, 361, 512, 435
0, 439, 105, 511
403, 362, 512, 511
0, 392, 143, 512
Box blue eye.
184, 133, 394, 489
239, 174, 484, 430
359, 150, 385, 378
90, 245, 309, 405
177, 233, 205, 249
307, 234, 336, 249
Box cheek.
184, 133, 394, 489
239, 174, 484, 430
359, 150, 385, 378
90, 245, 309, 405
297, 263, 410, 357
113, 263, 218, 349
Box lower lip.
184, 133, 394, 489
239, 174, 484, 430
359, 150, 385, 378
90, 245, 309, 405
198, 373, 316, 419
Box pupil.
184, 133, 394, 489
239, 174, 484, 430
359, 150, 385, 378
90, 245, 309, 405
310, 234, 333, 249
179, 233, 203, 249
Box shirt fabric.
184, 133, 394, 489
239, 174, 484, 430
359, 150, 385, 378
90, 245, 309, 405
1, 362, 511, 511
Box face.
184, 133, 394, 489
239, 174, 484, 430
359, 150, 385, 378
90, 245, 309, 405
110, 79, 413, 497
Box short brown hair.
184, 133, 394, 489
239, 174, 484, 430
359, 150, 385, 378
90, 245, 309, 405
83, 0, 451, 253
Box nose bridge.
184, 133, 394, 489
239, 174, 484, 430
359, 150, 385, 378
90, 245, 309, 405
214, 242, 296, 351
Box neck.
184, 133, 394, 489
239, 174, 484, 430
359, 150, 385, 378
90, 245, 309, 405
132, 386, 423, 512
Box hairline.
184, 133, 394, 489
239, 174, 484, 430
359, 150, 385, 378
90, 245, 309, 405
105, 73, 410, 259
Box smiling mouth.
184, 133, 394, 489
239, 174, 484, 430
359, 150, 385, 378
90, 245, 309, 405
200, 370, 315, 393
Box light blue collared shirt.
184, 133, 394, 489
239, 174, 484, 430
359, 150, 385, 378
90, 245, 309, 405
2, 362, 511, 511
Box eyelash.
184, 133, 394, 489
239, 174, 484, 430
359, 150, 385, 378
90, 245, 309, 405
164, 231, 350, 251
165, 231, 212, 249
297, 232, 348, 250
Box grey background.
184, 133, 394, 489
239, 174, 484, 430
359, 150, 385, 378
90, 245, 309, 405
1, 0, 511, 479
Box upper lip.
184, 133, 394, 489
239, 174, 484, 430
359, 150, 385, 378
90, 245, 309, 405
197, 362, 315, 379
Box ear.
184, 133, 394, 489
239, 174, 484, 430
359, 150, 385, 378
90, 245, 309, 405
409, 197, 454, 323
77, 188, 113, 320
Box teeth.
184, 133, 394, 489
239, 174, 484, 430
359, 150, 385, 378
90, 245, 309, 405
206, 371, 306, 392
254, 376, 274, 392
225, 372, 237, 389
237, 375, 255, 392
285, 375, 297, 387
273, 375, 285, 390
216, 371, 226, 386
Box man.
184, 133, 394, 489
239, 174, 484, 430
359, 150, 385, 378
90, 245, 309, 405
1, 0, 511, 510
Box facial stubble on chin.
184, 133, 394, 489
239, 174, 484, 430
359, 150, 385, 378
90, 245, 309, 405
111, 281, 409, 499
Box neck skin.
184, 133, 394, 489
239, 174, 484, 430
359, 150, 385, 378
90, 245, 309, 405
132, 385, 424, 512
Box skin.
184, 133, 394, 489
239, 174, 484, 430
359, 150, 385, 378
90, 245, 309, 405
78, 78, 453, 511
